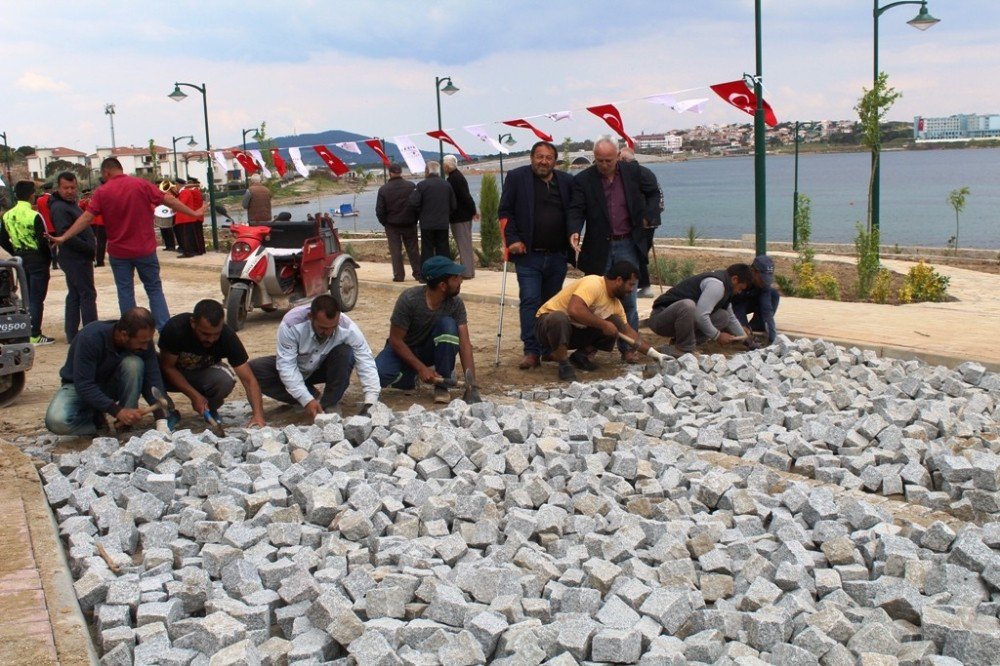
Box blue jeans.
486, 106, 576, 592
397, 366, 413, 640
376, 317, 459, 389
514, 251, 568, 356
109, 252, 170, 331
603, 239, 641, 352
45, 355, 144, 435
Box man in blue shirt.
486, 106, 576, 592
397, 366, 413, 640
730, 255, 779, 347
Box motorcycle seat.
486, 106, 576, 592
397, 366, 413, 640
265, 248, 302, 258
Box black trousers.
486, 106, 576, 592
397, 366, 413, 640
58, 255, 97, 343
94, 226, 107, 266
159, 226, 176, 251
420, 228, 450, 264
248, 344, 354, 410
21, 253, 50, 338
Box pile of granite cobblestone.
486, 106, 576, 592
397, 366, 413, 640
38, 335, 1000, 665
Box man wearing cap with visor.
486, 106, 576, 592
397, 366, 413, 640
375, 256, 476, 403
730, 255, 779, 347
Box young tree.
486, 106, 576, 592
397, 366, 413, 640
855, 72, 902, 233
475, 172, 501, 267
947, 186, 970, 254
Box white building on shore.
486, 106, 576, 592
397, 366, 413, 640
914, 113, 1000, 141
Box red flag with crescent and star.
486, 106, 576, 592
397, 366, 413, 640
427, 130, 472, 162
270, 149, 288, 177
587, 104, 634, 149
710, 80, 778, 127
364, 139, 391, 167
312, 145, 350, 176
502, 118, 553, 142
232, 149, 259, 175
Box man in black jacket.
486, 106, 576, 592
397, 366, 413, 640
444, 155, 477, 279
409, 161, 456, 264
45, 307, 167, 435
568, 138, 661, 362
375, 164, 420, 282
49, 172, 98, 343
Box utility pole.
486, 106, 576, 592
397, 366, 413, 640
105, 104, 117, 149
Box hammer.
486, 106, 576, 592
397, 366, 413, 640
112, 386, 173, 432
434, 368, 482, 404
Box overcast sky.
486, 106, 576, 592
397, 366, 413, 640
2, 0, 991, 154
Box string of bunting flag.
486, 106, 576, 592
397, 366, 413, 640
222, 79, 777, 178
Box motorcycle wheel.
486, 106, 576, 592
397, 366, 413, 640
0, 371, 26, 409
226, 284, 250, 331
330, 263, 358, 312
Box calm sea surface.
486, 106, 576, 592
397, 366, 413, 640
275, 147, 999, 249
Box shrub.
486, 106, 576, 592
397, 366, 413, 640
869, 268, 892, 304
794, 194, 814, 264
901, 261, 949, 303
476, 173, 502, 267
817, 273, 841, 301
686, 225, 699, 247
774, 274, 795, 296
794, 262, 817, 299
652, 258, 696, 287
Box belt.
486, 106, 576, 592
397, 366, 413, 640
609, 233, 631, 241
532, 247, 563, 254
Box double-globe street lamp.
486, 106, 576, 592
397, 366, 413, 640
434, 76, 459, 170
168, 82, 220, 251
241, 127, 262, 187
871, 1, 939, 252
171, 135, 197, 182
497, 133, 516, 187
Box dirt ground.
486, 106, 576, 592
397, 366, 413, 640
0, 251, 662, 444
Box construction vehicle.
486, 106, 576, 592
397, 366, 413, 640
0, 258, 35, 407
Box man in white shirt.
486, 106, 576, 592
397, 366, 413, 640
249, 295, 379, 417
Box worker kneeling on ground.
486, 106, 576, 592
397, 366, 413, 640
249, 295, 380, 418
535, 260, 655, 383
158, 299, 267, 428
647, 263, 752, 354
46, 307, 167, 436
376, 256, 476, 404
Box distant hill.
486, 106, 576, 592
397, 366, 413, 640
248, 129, 483, 168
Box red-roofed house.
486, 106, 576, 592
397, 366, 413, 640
26, 147, 88, 179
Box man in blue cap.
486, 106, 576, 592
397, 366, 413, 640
730, 255, 780, 347
375, 255, 477, 403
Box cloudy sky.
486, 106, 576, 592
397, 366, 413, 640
2, 1, 991, 154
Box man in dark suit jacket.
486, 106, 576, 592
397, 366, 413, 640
408, 161, 456, 264
499, 141, 575, 370
569, 138, 661, 361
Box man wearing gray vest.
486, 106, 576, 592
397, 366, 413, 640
647, 264, 752, 354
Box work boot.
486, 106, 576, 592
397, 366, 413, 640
518, 353, 540, 370
557, 361, 577, 383
569, 349, 598, 372
434, 387, 451, 404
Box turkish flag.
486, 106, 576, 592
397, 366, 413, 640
502, 118, 553, 142
710, 80, 778, 127
364, 139, 391, 167
270, 149, 288, 177
587, 104, 634, 149
312, 145, 350, 176
427, 130, 472, 162
232, 149, 259, 175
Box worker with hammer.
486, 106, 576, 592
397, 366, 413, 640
158, 299, 267, 428
45, 307, 168, 436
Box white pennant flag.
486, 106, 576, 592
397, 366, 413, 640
644, 93, 678, 108
0, 174, 5, 188
213, 151, 229, 176
463, 125, 507, 154
673, 97, 708, 114
392, 135, 426, 174
334, 141, 361, 154
248, 149, 272, 179
288, 147, 310, 178
545, 111, 573, 122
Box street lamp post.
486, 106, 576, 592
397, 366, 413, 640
0, 131, 11, 193
171, 135, 197, 182
434, 76, 459, 169
241, 127, 262, 187
793, 121, 801, 250
497, 133, 516, 187
752, 0, 767, 256
872, 0, 939, 251
169, 82, 219, 251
